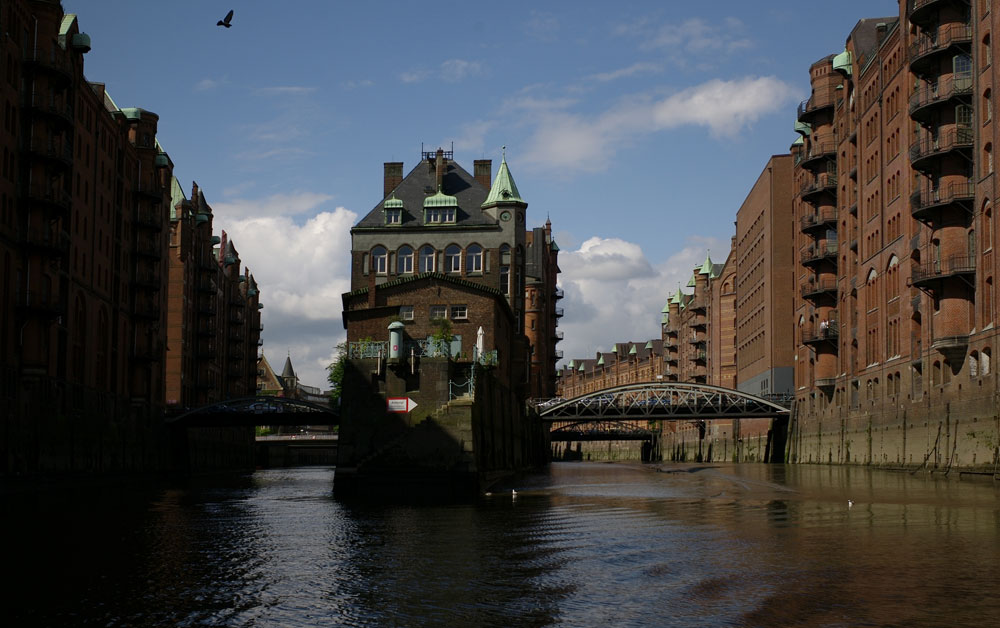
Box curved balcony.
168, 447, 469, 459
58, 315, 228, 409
801, 277, 838, 300
802, 321, 840, 347
553, 287, 564, 300
815, 377, 837, 389
800, 208, 838, 235
693, 350, 707, 363
910, 1, 963, 26
133, 269, 161, 291
17, 289, 66, 318
135, 207, 163, 231
135, 237, 161, 259
666, 353, 678, 364
27, 102, 74, 129
136, 183, 164, 203
796, 142, 837, 171
23, 55, 73, 84
801, 242, 838, 267
909, 74, 972, 122
25, 184, 71, 216
909, 128, 973, 172
24, 227, 69, 259
909, 23, 972, 72
909, 182, 975, 223
24, 138, 73, 169
799, 172, 838, 203
797, 86, 838, 124
911, 254, 975, 289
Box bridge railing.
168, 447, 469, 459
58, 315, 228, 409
349, 340, 388, 358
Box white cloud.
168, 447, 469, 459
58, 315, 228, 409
401, 59, 483, 84
587, 62, 661, 82
195, 78, 218, 91
523, 76, 800, 172
256, 86, 317, 96
556, 235, 727, 367
452, 119, 496, 154
212, 191, 335, 219
342, 79, 375, 90
209, 197, 358, 389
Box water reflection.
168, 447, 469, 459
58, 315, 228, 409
3, 463, 1000, 627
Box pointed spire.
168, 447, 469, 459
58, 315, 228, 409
482, 146, 524, 206
281, 354, 295, 379
698, 251, 713, 275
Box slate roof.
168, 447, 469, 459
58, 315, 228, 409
353, 157, 497, 230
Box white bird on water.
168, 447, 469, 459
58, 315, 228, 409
848, 499, 854, 508
512, 489, 518, 499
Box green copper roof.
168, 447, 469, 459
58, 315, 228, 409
597, 355, 605, 366
567, 360, 575, 369
686, 273, 696, 288
698, 253, 713, 275
661, 301, 670, 314
612, 344, 619, 353
551, 240, 560, 252
423, 187, 458, 208
628, 345, 637, 355
670, 289, 683, 305
794, 120, 812, 136
792, 136, 804, 147
833, 49, 853, 76
662, 313, 669, 324
384, 194, 404, 209
578, 362, 585, 371
482, 149, 524, 206
169, 177, 186, 220
645, 341, 653, 350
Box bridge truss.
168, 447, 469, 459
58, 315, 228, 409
168, 396, 339, 428
549, 420, 656, 441
535, 382, 792, 422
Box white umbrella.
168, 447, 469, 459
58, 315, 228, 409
476, 326, 485, 361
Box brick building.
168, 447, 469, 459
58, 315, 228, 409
1, 1, 262, 474
525, 219, 562, 398
790, 1, 1000, 469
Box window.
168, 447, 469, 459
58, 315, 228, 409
466, 244, 483, 273
450, 304, 467, 320
985, 34, 992, 68
429, 305, 447, 320
426, 207, 456, 223
986, 143, 994, 175
954, 54, 972, 84
385, 209, 401, 224
985, 89, 993, 122
444, 244, 461, 273
371, 246, 388, 275
419, 246, 435, 273
499, 265, 510, 296
399, 305, 414, 320
398, 245, 414, 274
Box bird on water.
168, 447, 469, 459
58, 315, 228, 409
217, 10, 234, 28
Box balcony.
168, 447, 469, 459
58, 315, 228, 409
552, 330, 564, 342
930, 334, 969, 357
909, 74, 972, 121
800, 208, 838, 235
909, 182, 975, 223
666, 353, 678, 364
689, 337, 706, 346
799, 172, 838, 203
230, 310, 245, 325
23, 53, 73, 84
688, 296, 707, 312
135, 236, 161, 259
909, 23, 972, 74
796, 86, 837, 124
553, 287, 565, 300
27, 101, 74, 129
801, 241, 838, 267
25, 184, 71, 216
796, 142, 837, 171
136, 182, 163, 202
815, 377, 837, 389
909, 1, 957, 27
553, 350, 564, 360
17, 289, 66, 317
24, 138, 73, 169
135, 207, 163, 231
693, 350, 708, 363
911, 254, 975, 289
802, 321, 840, 347
24, 227, 70, 259
198, 278, 217, 294
909, 128, 973, 172
801, 277, 838, 300
133, 340, 163, 362
133, 268, 161, 290
555, 307, 564, 318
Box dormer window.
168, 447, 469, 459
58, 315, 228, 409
423, 187, 458, 224
425, 207, 456, 224
385, 209, 402, 224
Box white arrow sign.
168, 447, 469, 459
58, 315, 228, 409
387, 397, 418, 413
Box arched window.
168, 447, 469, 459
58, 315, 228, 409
984, 202, 993, 251
444, 244, 461, 273
466, 244, 483, 273
419, 245, 436, 273
371, 246, 388, 275
985, 88, 993, 122
983, 348, 992, 376
986, 143, 994, 175
887, 255, 899, 300
969, 351, 979, 378
397, 246, 414, 274
499, 244, 511, 295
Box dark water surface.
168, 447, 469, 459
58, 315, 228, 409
5, 463, 1000, 627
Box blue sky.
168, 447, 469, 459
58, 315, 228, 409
63, 0, 898, 389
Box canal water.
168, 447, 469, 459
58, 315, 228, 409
5, 462, 1000, 627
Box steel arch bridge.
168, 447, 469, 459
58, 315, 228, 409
167, 396, 339, 428
535, 382, 792, 422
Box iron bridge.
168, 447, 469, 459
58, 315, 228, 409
167, 396, 339, 428
534, 383, 792, 422
549, 420, 656, 442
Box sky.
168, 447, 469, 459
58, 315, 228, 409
63, 0, 899, 391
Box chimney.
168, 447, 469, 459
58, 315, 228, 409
474, 159, 492, 189
383, 162, 403, 198
435, 148, 444, 191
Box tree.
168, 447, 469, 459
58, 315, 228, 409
327, 341, 347, 408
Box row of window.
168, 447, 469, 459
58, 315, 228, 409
370, 244, 489, 275
399, 304, 467, 321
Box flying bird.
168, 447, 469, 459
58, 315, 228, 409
217, 10, 233, 28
